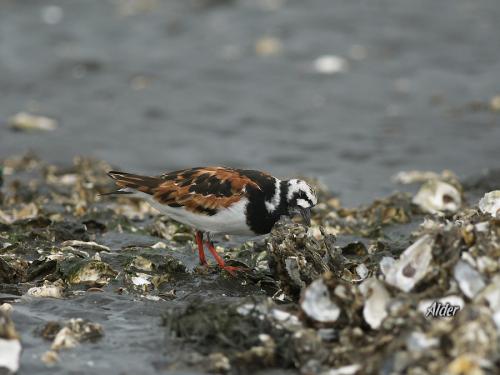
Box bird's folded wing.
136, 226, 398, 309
109, 167, 268, 215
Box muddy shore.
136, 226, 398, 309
1, 155, 500, 374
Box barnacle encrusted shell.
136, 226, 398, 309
478, 191, 500, 218
66, 260, 117, 286
27, 280, 65, 299
50, 318, 104, 350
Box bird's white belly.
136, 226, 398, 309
136, 192, 253, 235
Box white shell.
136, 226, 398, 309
412, 180, 461, 215
321, 364, 361, 375
0, 339, 22, 373
313, 55, 348, 75
478, 191, 500, 218
301, 278, 340, 323
131, 273, 152, 286
453, 260, 485, 298
355, 263, 369, 280
383, 235, 434, 292
27, 281, 64, 299
359, 278, 391, 329
8, 112, 58, 132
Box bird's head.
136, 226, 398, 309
285, 179, 318, 225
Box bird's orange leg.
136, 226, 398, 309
205, 236, 244, 276
195, 231, 207, 266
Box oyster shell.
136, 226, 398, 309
413, 180, 461, 214
478, 191, 500, 218
301, 278, 340, 323
382, 235, 434, 292
359, 278, 390, 329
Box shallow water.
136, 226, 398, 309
1, 0, 500, 374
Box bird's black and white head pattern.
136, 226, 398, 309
285, 179, 317, 211
244, 177, 317, 234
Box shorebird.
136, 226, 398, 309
106, 167, 317, 274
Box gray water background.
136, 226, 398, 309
1, 0, 499, 206
1, 0, 500, 374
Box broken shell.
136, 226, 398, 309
66, 260, 117, 286
478, 191, 500, 218
269, 309, 302, 331
476, 256, 498, 274
0, 304, 12, 314
207, 352, 231, 373
359, 278, 390, 329
61, 240, 111, 252
383, 235, 434, 292
453, 260, 485, 299
8, 112, 58, 132
412, 180, 461, 214
27, 280, 65, 299
131, 273, 152, 286
355, 263, 369, 280
237, 300, 302, 331
151, 241, 167, 249
51, 318, 103, 351
301, 278, 340, 323
51, 327, 78, 350
379, 256, 395, 275
0, 311, 21, 373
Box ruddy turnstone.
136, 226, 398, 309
105, 167, 317, 274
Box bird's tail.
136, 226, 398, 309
105, 171, 162, 195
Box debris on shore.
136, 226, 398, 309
37, 318, 104, 365
7, 112, 58, 132
1, 154, 500, 374
0, 310, 21, 373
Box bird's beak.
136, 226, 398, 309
299, 207, 311, 226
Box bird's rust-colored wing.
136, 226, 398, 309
108, 167, 274, 215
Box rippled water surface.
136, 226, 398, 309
1, 0, 499, 205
